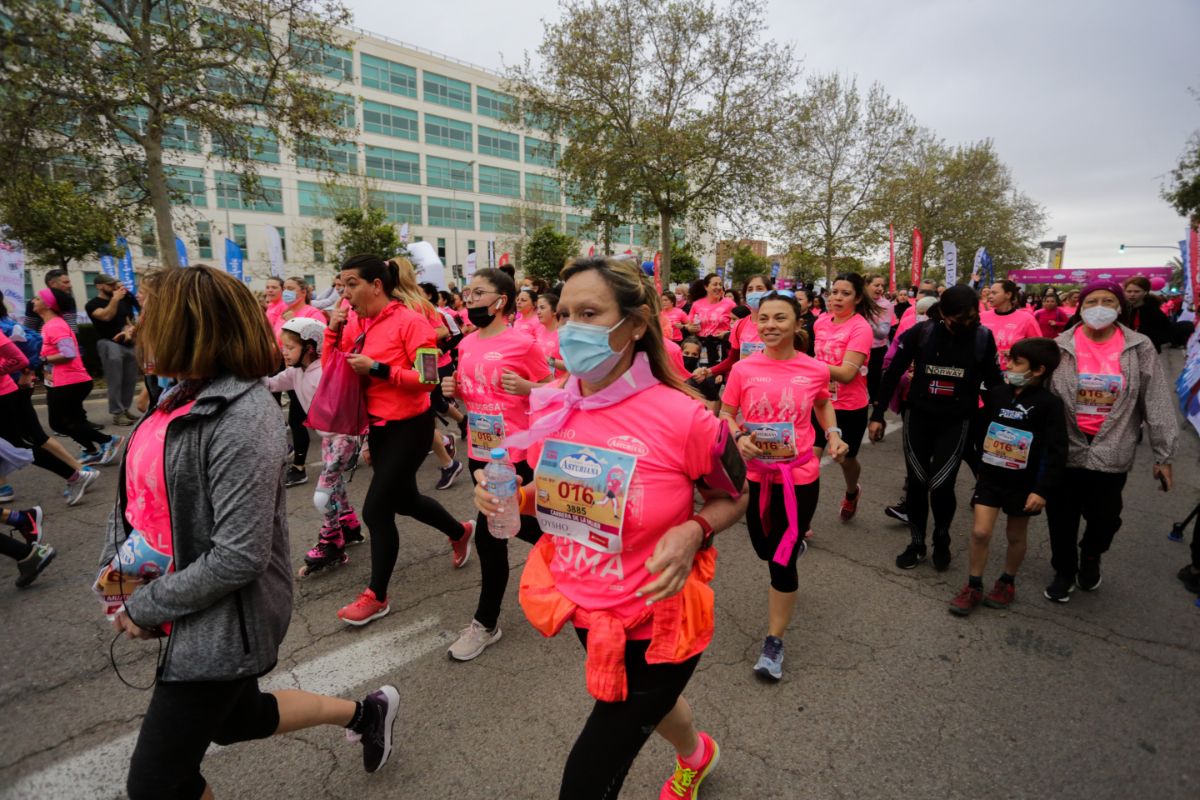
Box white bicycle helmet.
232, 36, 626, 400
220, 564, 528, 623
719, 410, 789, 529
280, 317, 327, 353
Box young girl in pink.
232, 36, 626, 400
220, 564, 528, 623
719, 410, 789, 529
811, 272, 879, 521
722, 291, 846, 682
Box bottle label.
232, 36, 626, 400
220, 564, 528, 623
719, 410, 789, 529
488, 474, 518, 498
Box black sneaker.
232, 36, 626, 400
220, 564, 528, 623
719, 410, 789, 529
285, 466, 307, 487
350, 685, 400, 773
1076, 557, 1102, 591
436, 460, 463, 491
1043, 574, 1074, 603
931, 537, 951, 572
16, 544, 55, 589
884, 500, 909, 525
896, 544, 926, 569
1177, 565, 1200, 595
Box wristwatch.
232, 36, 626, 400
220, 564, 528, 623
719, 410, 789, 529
826, 426, 843, 438
690, 514, 716, 550
734, 430, 750, 442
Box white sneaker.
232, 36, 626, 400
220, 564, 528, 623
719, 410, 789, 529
66, 467, 99, 507
447, 619, 502, 662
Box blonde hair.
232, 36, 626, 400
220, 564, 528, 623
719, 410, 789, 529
560, 256, 699, 399
137, 265, 279, 379
388, 257, 436, 316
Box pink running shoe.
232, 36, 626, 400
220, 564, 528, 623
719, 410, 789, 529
338, 588, 390, 626
451, 520, 474, 569
660, 732, 720, 799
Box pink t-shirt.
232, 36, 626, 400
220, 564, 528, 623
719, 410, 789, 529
125, 401, 196, 551
663, 337, 691, 380
980, 308, 1041, 370
0, 331, 25, 396
513, 311, 541, 338
271, 303, 327, 345
537, 326, 562, 381
527, 383, 718, 632
457, 328, 551, 461
662, 308, 688, 341
723, 352, 830, 484
690, 297, 735, 337
265, 299, 286, 326
729, 315, 763, 359
1034, 307, 1070, 339
813, 313, 873, 410
41, 317, 92, 388
1074, 326, 1125, 436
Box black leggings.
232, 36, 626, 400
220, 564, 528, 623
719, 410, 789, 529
867, 345, 887, 404
746, 479, 819, 592
127, 677, 279, 800
559, 629, 701, 800
45, 380, 111, 451
287, 390, 309, 466
469, 458, 543, 629
0, 390, 75, 479
902, 409, 970, 544
1045, 467, 1128, 578
364, 411, 464, 600
699, 334, 727, 367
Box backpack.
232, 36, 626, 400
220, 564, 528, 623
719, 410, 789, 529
0, 317, 42, 373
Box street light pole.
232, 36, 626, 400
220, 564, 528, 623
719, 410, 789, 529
1118, 244, 1178, 253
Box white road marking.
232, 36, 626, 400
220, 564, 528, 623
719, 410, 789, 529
2, 616, 444, 800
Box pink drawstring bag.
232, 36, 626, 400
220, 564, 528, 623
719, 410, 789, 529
305, 333, 368, 436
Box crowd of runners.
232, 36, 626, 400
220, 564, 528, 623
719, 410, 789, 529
0, 254, 1193, 799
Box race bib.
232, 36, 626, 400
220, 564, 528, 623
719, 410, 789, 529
745, 422, 796, 462
467, 411, 506, 458
534, 440, 636, 554
740, 341, 766, 358
1076, 373, 1122, 415
981, 422, 1032, 470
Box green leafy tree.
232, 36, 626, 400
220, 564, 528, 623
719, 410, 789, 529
730, 244, 771, 288
523, 225, 579, 285
1, 0, 352, 267
780, 73, 917, 286
0, 175, 134, 267
1164, 130, 1200, 224
669, 245, 701, 285
506, 0, 797, 282
332, 206, 402, 263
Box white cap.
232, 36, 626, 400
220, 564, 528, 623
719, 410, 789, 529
281, 317, 327, 352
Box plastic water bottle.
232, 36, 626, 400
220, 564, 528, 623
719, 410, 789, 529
484, 447, 521, 539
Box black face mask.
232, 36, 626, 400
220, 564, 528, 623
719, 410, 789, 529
683, 356, 700, 373
467, 304, 497, 329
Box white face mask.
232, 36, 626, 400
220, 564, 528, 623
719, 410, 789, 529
1081, 306, 1119, 330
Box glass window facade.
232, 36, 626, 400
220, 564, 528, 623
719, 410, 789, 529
524, 136, 559, 167
479, 202, 518, 233
476, 87, 515, 120
196, 221, 213, 258
140, 219, 157, 258
360, 54, 417, 97
215, 172, 283, 213
296, 139, 358, 174
424, 114, 472, 151
428, 198, 474, 230
426, 156, 473, 191
525, 173, 561, 205
312, 230, 325, 263
478, 165, 521, 198
477, 126, 519, 161
167, 166, 207, 208
565, 214, 591, 239
364, 146, 420, 184
212, 126, 279, 163
362, 100, 418, 140
232, 224, 247, 250
369, 191, 423, 224
423, 72, 471, 111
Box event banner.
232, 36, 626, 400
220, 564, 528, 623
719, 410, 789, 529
224, 238, 243, 283
99, 251, 117, 278
175, 237, 189, 267
465, 251, 477, 278
1190, 226, 1199, 309
116, 237, 137, 294
1006, 267, 1173, 284
943, 240, 958, 286
0, 240, 25, 313
1175, 325, 1200, 437
264, 225, 285, 279
910, 228, 923, 286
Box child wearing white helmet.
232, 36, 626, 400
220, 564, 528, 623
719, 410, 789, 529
267, 317, 365, 577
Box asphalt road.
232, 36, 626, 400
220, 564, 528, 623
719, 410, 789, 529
1, 354, 1198, 800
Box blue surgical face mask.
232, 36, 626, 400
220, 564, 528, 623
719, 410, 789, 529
1004, 369, 1030, 387
746, 291, 766, 310
558, 317, 628, 382
281, 289, 298, 305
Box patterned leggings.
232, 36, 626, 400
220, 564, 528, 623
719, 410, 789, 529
318, 434, 361, 532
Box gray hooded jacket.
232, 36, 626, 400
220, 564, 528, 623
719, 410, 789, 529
1050, 323, 1178, 473
100, 375, 293, 682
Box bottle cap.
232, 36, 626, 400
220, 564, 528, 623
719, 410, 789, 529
490, 447, 507, 460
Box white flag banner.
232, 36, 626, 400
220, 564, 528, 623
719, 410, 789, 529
263, 225, 285, 279
943, 240, 958, 286
487, 240, 496, 268
399, 223, 409, 243
407, 240, 448, 291
465, 251, 478, 278
0, 240, 25, 313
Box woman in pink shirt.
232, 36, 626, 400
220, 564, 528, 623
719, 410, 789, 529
33, 288, 121, 466
512, 286, 541, 338
721, 291, 847, 681
812, 272, 880, 522
535, 291, 564, 376
263, 276, 285, 326
660, 291, 688, 342
1034, 291, 1070, 339
981, 280, 1042, 370
686, 273, 736, 367
472, 256, 747, 800
442, 268, 551, 661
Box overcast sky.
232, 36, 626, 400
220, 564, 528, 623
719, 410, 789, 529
348, 0, 1199, 269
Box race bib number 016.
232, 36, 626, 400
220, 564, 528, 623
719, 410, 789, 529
534, 440, 636, 554
1076, 372, 1122, 415
744, 421, 797, 462
981, 422, 1032, 470
467, 412, 506, 459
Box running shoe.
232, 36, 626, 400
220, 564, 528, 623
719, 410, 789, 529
895, 544, 926, 570
447, 619, 502, 661
753, 635, 784, 681
451, 520, 474, 569
112, 413, 133, 427
79, 449, 102, 466
12, 506, 43, 547
66, 467, 99, 507
285, 465, 308, 487
1076, 556, 1102, 592
337, 588, 390, 626
1177, 565, 1200, 595
659, 732, 720, 799
16, 543, 56, 589
948, 584, 983, 616
983, 580, 1016, 609
883, 500, 909, 524
839, 485, 862, 522
97, 435, 124, 466
436, 460, 463, 491
0, 485, 12, 503
1042, 574, 1074, 603
345, 684, 400, 773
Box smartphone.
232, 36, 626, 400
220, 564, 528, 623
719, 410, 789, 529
415, 348, 439, 384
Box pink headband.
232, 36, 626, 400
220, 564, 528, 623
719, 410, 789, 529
37, 288, 59, 312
